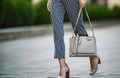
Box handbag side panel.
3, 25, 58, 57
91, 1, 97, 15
77, 36, 97, 54
69, 37, 77, 57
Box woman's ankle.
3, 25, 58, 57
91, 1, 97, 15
90, 57, 98, 69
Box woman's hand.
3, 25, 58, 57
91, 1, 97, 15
79, 0, 86, 8
47, 0, 50, 12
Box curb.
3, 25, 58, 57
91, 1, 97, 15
0, 19, 120, 41
0, 25, 53, 41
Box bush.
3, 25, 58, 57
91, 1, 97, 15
83, 4, 113, 20
34, 0, 51, 25
0, 1, 120, 29
0, 0, 35, 28
1, 0, 22, 28
0, 0, 6, 27
112, 6, 120, 19
12, 0, 36, 26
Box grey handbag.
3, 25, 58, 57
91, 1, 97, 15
69, 8, 97, 57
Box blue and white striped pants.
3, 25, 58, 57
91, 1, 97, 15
50, 0, 88, 58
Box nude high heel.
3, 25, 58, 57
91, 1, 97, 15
90, 56, 101, 75
58, 65, 70, 78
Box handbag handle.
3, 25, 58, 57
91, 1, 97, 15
73, 8, 95, 36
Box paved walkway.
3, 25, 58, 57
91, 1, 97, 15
0, 20, 120, 78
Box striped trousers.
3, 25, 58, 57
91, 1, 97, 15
50, 0, 88, 58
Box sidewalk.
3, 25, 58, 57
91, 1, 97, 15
0, 19, 120, 41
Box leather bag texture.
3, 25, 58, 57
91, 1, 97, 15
69, 8, 98, 57
69, 36, 97, 57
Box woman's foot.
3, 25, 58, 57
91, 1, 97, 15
89, 56, 101, 75
58, 64, 70, 78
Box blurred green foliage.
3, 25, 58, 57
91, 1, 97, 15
34, 0, 51, 25
84, 4, 112, 20
0, 0, 35, 28
0, 0, 120, 28
83, 4, 120, 20
112, 6, 120, 19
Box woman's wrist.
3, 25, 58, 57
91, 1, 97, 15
47, 0, 51, 12
79, 0, 86, 8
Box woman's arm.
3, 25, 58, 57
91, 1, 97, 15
47, 0, 50, 12
79, 0, 86, 8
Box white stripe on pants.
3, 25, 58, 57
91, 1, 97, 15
50, 0, 88, 58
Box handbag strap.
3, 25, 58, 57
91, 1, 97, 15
73, 8, 95, 36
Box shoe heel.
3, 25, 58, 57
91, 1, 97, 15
98, 58, 101, 64
97, 57, 101, 64
66, 70, 70, 78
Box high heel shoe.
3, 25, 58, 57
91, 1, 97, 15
90, 56, 101, 75
58, 65, 70, 78
98, 56, 101, 64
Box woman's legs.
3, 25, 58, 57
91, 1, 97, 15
51, 0, 65, 59
51, 0, 65, 58
90, 56, 101, 75
50, 0, 69, 77
61, 0, 88, 36
61, 0, 101, 75
58, 58, 66, 76
90, 57, 98, 69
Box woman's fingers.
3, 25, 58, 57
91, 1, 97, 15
79, 0, 86, 8
47, 0, 50, 12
